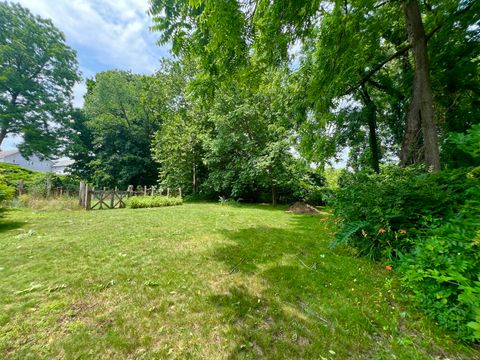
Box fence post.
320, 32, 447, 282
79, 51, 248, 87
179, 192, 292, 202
167, 188, 170, 197
46, 177, 52, 198
151, 186, 155, 196
110, 189, 115, 209
144, 186, 147, 196
85, 184, 91, 210
18, 179, 25, 196
179, 187, 182, 198
79, 181, 85, 206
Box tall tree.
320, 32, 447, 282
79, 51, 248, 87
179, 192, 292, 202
0, 2, 80, 157
400, 0, 439, 170
149, 0, 478, 171
81, 71, 161, 188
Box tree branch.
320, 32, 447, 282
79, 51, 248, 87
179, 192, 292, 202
343, 2, 474, 96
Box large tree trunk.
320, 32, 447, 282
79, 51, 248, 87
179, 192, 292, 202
400, 0, 440, 171
271, 182, 277, 207
361, 86, 380, 173
0, 128, 7, 148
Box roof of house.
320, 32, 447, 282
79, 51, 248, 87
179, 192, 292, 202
52, 158, 75, 167
0, 149, 20, 159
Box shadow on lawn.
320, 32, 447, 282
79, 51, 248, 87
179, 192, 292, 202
0, 208, 25, 234
209, 215, 384, 358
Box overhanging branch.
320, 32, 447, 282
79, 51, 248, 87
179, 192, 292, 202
343, 2, 474, 96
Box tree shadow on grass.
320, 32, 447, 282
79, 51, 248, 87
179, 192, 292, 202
208, 215, 428, 359
209, 285, 327, 359
0, 208, 25, 234
212, 215, 335, 275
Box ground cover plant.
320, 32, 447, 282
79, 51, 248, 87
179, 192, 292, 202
125, 195, 183, 208
0, 204, 478, 359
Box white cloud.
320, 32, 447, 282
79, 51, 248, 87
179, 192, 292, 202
12, 0, 170, 107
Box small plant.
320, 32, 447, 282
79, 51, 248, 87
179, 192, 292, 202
125, 196, 183, 209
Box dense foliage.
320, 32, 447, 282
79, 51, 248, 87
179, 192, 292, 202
26, 172, 79, 198
399, 185, 480, 341
0, 163, 36, 185
0, 2, 80, 157
0, 162, 79, 200
331, 129, 480, 340
125, 196, 183, 209
0, 175, 14, 202
331, 166, 477, 259
70, 71, 161, 188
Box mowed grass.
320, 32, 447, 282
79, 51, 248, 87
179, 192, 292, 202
0, 204, 477, 359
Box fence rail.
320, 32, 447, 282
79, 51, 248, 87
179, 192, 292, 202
79, 182, 182, 210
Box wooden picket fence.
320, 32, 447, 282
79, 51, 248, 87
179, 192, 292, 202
79, 182, 182, 210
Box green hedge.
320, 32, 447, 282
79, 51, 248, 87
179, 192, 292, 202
125, 196, 183, 209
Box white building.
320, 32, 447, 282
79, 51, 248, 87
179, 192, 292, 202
52, 158, 75, 175
0, 149, 74, 174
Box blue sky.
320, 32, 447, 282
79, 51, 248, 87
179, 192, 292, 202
3, 0, 170, 149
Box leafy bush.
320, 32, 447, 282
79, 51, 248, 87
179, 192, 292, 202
0, 175, 15, 202
331, 164, 480, 341
26, 173, 80, 197
126, 196, 183, 209
0, 163, 36, 187
27, 173, 61, 197
399, 185, 480, 341
331, 166, 477, 259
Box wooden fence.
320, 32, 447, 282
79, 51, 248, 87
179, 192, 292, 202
16, 179, 77, 197
79, 182, 182, 210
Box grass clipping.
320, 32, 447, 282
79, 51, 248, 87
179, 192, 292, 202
286, 201, 320, 214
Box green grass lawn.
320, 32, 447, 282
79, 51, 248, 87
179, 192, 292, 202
0, 203, 477, 359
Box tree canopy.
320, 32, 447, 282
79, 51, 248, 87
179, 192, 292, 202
71, 71, 161, 188
0, 1, 80, 157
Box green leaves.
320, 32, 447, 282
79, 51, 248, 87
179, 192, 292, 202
126, 196, 183, 208
329, 220, 370, 249
79, 71, 161, 188
0, 2, 80, 157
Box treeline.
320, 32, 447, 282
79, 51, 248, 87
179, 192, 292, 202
65, 0, 479, 203
67, 65, 328, 204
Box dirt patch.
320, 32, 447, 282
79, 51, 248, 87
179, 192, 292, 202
286, 202, 320, 214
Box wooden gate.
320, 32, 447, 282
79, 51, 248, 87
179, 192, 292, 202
89, 190, 128, 210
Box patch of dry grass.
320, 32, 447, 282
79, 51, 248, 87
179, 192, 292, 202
13, 194, 81, 211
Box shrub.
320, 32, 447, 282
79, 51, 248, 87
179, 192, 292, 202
26, 173, 80, 197
398, 185, 480, 341
330, 166, 477, 259
0, 175, 15, 202
126, 196, 183, 209
0, 163, 36, 189
331, 164, 480, 341
27, 173, 61, 197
